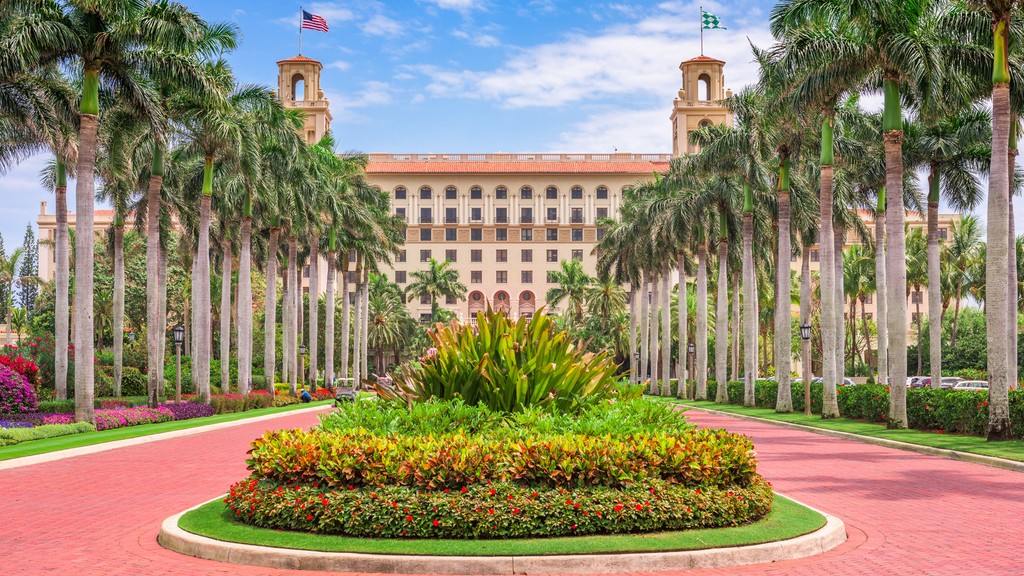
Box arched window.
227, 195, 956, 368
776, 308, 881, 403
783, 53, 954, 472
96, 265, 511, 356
420, 186, 432, 200
571, 186, 583, 199
495, 186, 508, 200
445, 186, 457, 200
596, 186, 608, 200
698, 73, 711, 101
394, 187, 407, 200
520, 186, 533, 200
470, 186, 483, 200
546, 186, 558, 200
291, 73, 305, 101
493, 291, 510, 312
699, 119, 712, 128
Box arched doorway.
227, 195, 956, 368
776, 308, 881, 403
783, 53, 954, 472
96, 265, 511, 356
291, 73, 305, 101
493, 291, 510, 314
518, 291, 535, 319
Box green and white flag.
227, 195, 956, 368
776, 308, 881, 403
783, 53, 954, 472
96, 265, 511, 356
701, 10, 726, 29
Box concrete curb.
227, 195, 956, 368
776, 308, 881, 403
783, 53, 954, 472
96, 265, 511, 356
681, 405, 1024, 474
0, 404, 331, 471
158, 495, 846, 574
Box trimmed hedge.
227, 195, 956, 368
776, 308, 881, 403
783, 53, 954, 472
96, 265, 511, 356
35, 396, 149, 414
0, 422, 95, 446
247, 427, 759, 490
224, 477, 773, 539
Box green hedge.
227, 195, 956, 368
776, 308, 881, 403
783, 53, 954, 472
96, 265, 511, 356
701, 380, 824, 414
224, 477, 773, 539
0, 422, 95, 446
35, 396, 150, 413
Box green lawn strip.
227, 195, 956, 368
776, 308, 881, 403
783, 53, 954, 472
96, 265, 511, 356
0, 400, 332, 461
670, 399, 1024, 462
177, 496, 823, 556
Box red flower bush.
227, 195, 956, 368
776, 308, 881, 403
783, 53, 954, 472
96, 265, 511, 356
0, 364, 38, 414
0, 355, 39, 387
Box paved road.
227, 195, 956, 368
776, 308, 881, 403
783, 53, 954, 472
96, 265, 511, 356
1, 406, 1021, 575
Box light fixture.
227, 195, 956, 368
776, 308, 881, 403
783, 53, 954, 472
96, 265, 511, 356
688, 341, 696, 355
800, 323, 812, 341
299, 343, 307, 356
172, 324, 184, 345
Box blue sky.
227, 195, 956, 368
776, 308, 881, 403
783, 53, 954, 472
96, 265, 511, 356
0, 0, 1013, 249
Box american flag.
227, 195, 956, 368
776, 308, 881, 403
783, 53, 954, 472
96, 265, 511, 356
301, 10, 328, 32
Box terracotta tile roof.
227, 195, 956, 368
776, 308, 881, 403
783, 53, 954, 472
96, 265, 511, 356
276, 55, 321, 65
681, 55, 725, 64
367, 161, 669, 175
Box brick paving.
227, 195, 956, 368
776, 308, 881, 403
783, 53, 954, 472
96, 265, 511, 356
1, 406, 1021, 575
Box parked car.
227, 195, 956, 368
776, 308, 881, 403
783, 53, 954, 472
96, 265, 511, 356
953, 380, 988, 391
911, 377, 964, 389
940, 377, 963, 389
811, 377, 856, 386
907, 376, 924, 388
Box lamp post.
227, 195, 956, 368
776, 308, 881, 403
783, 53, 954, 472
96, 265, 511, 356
800, 323, 812, 416
633, 351, 640, 386
299, 343, 307, 387
128, 331, 135, 343
687, 341, 696, 400
172, 324, 185, 403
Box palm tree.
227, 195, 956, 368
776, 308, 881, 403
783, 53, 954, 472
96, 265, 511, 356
545, 259, 592, 325
0, 248, 23, 345
586, 272, 626, 333
947, 215, 983, 345
906, 228, 928, 376
367, 274, 415, 374
405, 258, 467, 322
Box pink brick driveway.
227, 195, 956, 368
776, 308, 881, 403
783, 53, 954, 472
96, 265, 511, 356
0, 406, 1020, 575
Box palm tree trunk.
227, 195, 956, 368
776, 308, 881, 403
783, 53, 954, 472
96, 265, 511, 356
196, 190, 213, 404
849, 296, 859, 367
696, 243, 709, 400
915, 291, 923, 375
677, 252, 687, 397
800, 247, 811, 410
1008, 136, 1018, 390
352, 256, 363, 387
628, 283, 638, 385
297, 273, 304, 386
361, 269, 370, 377
743, 211, 756, 407
638, 272, 650, 386
263, 227, 279, 391
731, 273, 741, 384
819, 114, 839, 418
775, 180, 793, 411
340, 254, 351, 382
862, 295, 872, 374
988, 18, 1012, 438
875, 198, 889, 385
287, 236, 298, 395
237, 217, 252, 395
281, 261, 290, 387
325, 251, 335, 389
54, 162, 69, 401
308, 235, 319, 391
882, 77, 908, 428
927, 166, 942, 387
952, 287, 962, 347
660, 265, 671, 395
112, 223, 125, 397
220, 237, 232, 393
73, 103, 99, 425
834, 226, 846, 384
648, 272, 660, 394
158, 244, 167, 395
715, 228, 729, 403
145, 151, 162, 407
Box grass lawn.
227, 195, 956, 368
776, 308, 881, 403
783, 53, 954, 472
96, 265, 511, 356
178, 496, 824, 556
669, 399, 1024, 462
0, 400, 332, 461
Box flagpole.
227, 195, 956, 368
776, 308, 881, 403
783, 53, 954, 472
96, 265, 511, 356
299, 5, 303, 55
699, 6, 704, 55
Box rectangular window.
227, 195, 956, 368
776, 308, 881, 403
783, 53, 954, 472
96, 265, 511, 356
496, 207, 508, 223
496, 228, 508, 241
496, 187, 507, 200
938, 228, 948, 240
303, 265, 310, 278
572, 249, 583, 261
864, 294, 873, 304
445, 207, 457, 223
420, 207, 432, 224
596, 228, 606, 241
445, 187, 457, 200
496, 249, 508, 263
521, 270, 533, 283
420, 313, 432, 323
571, 207, 583, 223
471, 271, 482, 283
396, 250, 406, 263
520, 188, 533, 200
596, 207, 608, 219
496, 271, 508, 283
521, 228, 533, 241
395, 271, 407, 283
521, 207, 533, 223
446, 294, 457, 304
547, 249, 558, 263
471, 228, 482, 241
810, 249, 820, 263
445, 249, 457, 262
471, 187, 482, 200
395, 207, 407, 221
420, 228, 432, 241
471, 249, 483, 262
521, 249, 533, 262
471, 207, 482, 222
420, 293, 431, 304
395, 187, 407, 200
546, 207, 558, 222
572, 228, 583, 241
348, 271, 356, 283
445, 228, 457, 241
420, 249, 431, 262
546, 228, 558, 241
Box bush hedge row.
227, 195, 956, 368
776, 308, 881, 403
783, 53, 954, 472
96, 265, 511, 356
223, 477, 773, 539
247, 426, 758, 490
0, 422, 95, 446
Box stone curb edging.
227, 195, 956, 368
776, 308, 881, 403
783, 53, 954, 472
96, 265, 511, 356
681, 405, 1024, 474
0, 404, 331, 471
158, 495, 846, 575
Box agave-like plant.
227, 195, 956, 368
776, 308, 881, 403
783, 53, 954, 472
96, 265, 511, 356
382, 310, 619, 414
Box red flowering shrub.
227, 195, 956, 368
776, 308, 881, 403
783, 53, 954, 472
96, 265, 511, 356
223, 478, 773, 539
0, 355, 39, 387
0, 364, 38, 414
313, 388, 334, 400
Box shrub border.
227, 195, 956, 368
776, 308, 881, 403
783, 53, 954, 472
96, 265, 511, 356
160, 494, 845, 574
679, 403, 1024, 473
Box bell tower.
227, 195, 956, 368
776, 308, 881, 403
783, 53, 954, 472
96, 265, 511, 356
669, 55, 733, 156
277, 55, 333, 144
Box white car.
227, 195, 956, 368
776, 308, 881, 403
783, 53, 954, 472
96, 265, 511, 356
953, 380, 988, 391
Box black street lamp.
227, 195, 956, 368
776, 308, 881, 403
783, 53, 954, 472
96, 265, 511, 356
299, 343, 307, 386
687, 341, 696, 400
799, 323, 812, 341
172, 324, 185, 403
799, 323, 812, 416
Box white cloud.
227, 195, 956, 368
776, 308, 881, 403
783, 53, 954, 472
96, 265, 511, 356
424, 0, 486, 11
361, 14, 404, 37
326, 60, 351, 71
307, 3, 357, 22
452, 29, 500, 47
323, 81, 396, 122
550, 107, 671, 153
419, 3, 771, 108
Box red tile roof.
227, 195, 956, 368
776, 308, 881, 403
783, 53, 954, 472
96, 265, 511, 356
366, 161, 669, 175
681, 55, 725, 64
276, 55, 321, 65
